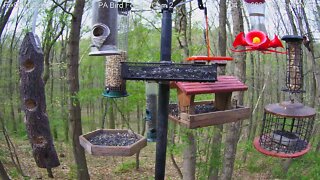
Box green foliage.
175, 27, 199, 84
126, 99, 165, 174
113, 160, 137, 174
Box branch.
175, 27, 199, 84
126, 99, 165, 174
51, 0, 74, 17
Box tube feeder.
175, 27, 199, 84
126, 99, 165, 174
90, 0, 120, 56
145, 82, 158, 142
281, 35, 304, 93
103, 51, 128, 98
103, 2, 131, 98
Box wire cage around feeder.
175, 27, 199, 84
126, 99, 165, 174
254, 101, 316, 158
281, 35, 304, 93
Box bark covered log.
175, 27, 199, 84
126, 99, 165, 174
19, 32, 60, 169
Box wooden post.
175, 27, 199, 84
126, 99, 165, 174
19, 33, 60, 170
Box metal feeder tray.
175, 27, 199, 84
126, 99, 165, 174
79, 129, 147, 156
121, 62, 217, 82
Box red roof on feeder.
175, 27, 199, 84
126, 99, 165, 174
244, 0, 265, 3
174, 76, 248, 95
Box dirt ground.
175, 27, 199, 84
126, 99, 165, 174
1, 139, 270, 180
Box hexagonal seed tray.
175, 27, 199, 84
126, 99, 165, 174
121, 62, 217, 82
79, 129, 147, 156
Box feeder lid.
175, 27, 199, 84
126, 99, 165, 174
281, 35, 303, 42
265, 101, 316, 118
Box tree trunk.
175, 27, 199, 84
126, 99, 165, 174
67, 0, 90, 179
221, 0, 246, 179
285, 0, 298, 35
182, 131, 196, 180
0, 160, 10, 180
208, 0, 227, 178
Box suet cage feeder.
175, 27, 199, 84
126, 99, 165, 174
254, 101, 315, 158
281, 35, 304, 93
244, 0, 266, 32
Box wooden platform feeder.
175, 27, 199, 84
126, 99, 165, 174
169, 76, 251, 128
79, 129, 147, 156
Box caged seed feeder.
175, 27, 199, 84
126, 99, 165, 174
253, 102, 315, 158
254, 35, 316, 158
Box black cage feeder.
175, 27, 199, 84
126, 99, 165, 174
254, 101, 315, 158
281, 35, 304, 93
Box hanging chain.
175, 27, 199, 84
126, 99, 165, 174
111, 98, 138, 138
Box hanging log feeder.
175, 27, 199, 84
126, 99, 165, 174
169, 76, 250, 128
19, 32, 60, 169
79, 129, 147, 156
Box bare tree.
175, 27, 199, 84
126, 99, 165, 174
67, 0, 90, 179
0, 0, 18, 38
221, 0, 246, 179
208, 0, 227, 179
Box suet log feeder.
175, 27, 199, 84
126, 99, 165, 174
281, 35, 304, 93
244, 0, 266, 32
254, 101, 315, 158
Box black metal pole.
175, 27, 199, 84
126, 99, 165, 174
155, 1, 172, 179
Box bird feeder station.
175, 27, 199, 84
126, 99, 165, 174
253, 35, 316, 158
81, 1, 148, 157
169, 76, 251, 129
90, 0, 121, 56
244, 0, 266, 32
281, 35, 304, 93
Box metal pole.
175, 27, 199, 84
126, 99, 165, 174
155, 1, 172, 179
